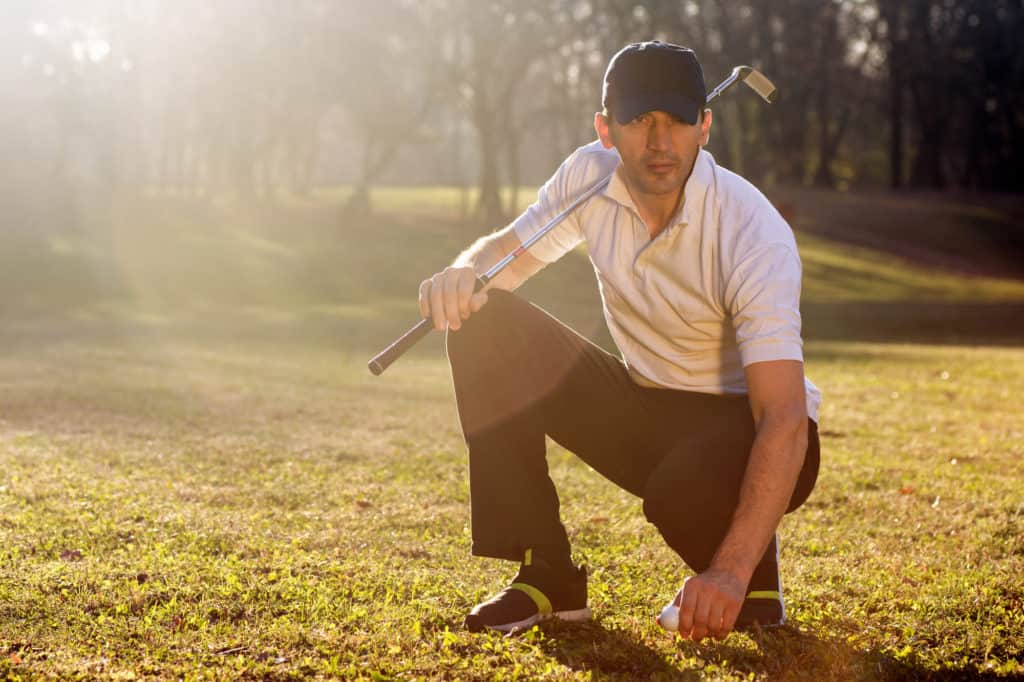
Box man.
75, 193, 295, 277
419, 41, 821, 641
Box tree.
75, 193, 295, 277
328, 1, 447, 215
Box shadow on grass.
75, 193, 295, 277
531, 621, 1012, 681
745, 626, 1014, 681
533, 619, 685, 680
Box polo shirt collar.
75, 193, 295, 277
603, 163, 636, 211
602, 149, 715, 227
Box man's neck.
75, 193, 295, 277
634, 188, 685, 240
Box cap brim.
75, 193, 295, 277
613, 92, 701, 125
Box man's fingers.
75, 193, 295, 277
418, 279, 432, 319
690, 592, 712, 641
721, 600, 742, 636
420, 266, 484, 331
429, 273, 447, 331
442, 271, 461, 330
671, 570, 746, 641
456, 270, 477, 320
677, 581, 699, 636
708, 600, 728, 640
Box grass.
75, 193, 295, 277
1, 186, 1023, 679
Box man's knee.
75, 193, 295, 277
445, 289, 522, 359
642, 492, 719, 572
640, 445, 742, 571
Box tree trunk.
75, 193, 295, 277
908, 84, 948, 189
504, 126, 521, 219
343, 183, 372, 225
475, 117, 505, 226
889, 63, 905, 190
882, 1, 906, 189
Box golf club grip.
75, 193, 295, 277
367, 317, 433, 375
368, 276, 488, 375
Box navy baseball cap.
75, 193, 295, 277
602, 41, 706, 125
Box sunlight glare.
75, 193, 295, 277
88, 39, 111, 62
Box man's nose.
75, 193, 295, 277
646, 120, 671, 150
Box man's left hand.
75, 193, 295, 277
674, 568, 746, 641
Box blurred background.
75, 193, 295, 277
4, 6, 1024, 678
1, 0, 1023, 347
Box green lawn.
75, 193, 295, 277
1, 189, 1022, 679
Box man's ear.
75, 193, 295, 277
594, 112, 615, 149
699, 108, 712, 146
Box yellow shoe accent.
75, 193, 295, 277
509, 582, 552, 616
746, 590, 780, 600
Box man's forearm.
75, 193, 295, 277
710, 415, 808, 585
453, 232, 502, 270
452, 229, 535, 292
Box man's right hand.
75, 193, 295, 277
419, 266, 489, 332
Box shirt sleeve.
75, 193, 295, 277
724, 242, 805, 367
511, 144, 611, 263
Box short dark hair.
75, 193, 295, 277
602, 104, 705, 123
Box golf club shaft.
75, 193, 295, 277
367, 67, 774, 375
705, 66, 748, 104
366, 175, 611, 376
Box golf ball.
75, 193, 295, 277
658, 603, 680, 632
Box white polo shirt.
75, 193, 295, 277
512, 141, 822, 422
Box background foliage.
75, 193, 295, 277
3, 0, 1024, 228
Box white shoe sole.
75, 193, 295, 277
486, 607, 593, 633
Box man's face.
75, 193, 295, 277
594, 109, 712, 199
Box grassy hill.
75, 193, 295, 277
1, 188, 1022, 679
3, 186, 1023, 348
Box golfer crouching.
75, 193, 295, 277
418, 41, 821, 641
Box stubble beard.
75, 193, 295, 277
623, 156, 688, 199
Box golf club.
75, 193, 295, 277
706, 65, 777, 104
367, 66, 777, 376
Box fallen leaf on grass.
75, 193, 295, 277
397, 548, 430, 559
899, 486, 915, 495
212, 645, 248, 656
355, 499, 372, 510
9, 652, 22, 664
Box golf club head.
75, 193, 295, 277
705, 65, 777, 104
739, 66, 778, 103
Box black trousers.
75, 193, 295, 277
446, 290, 820, 592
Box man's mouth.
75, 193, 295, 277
646, 161, 677, 175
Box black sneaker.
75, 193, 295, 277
735, 589, 785, 630
464, 562, 591, 633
